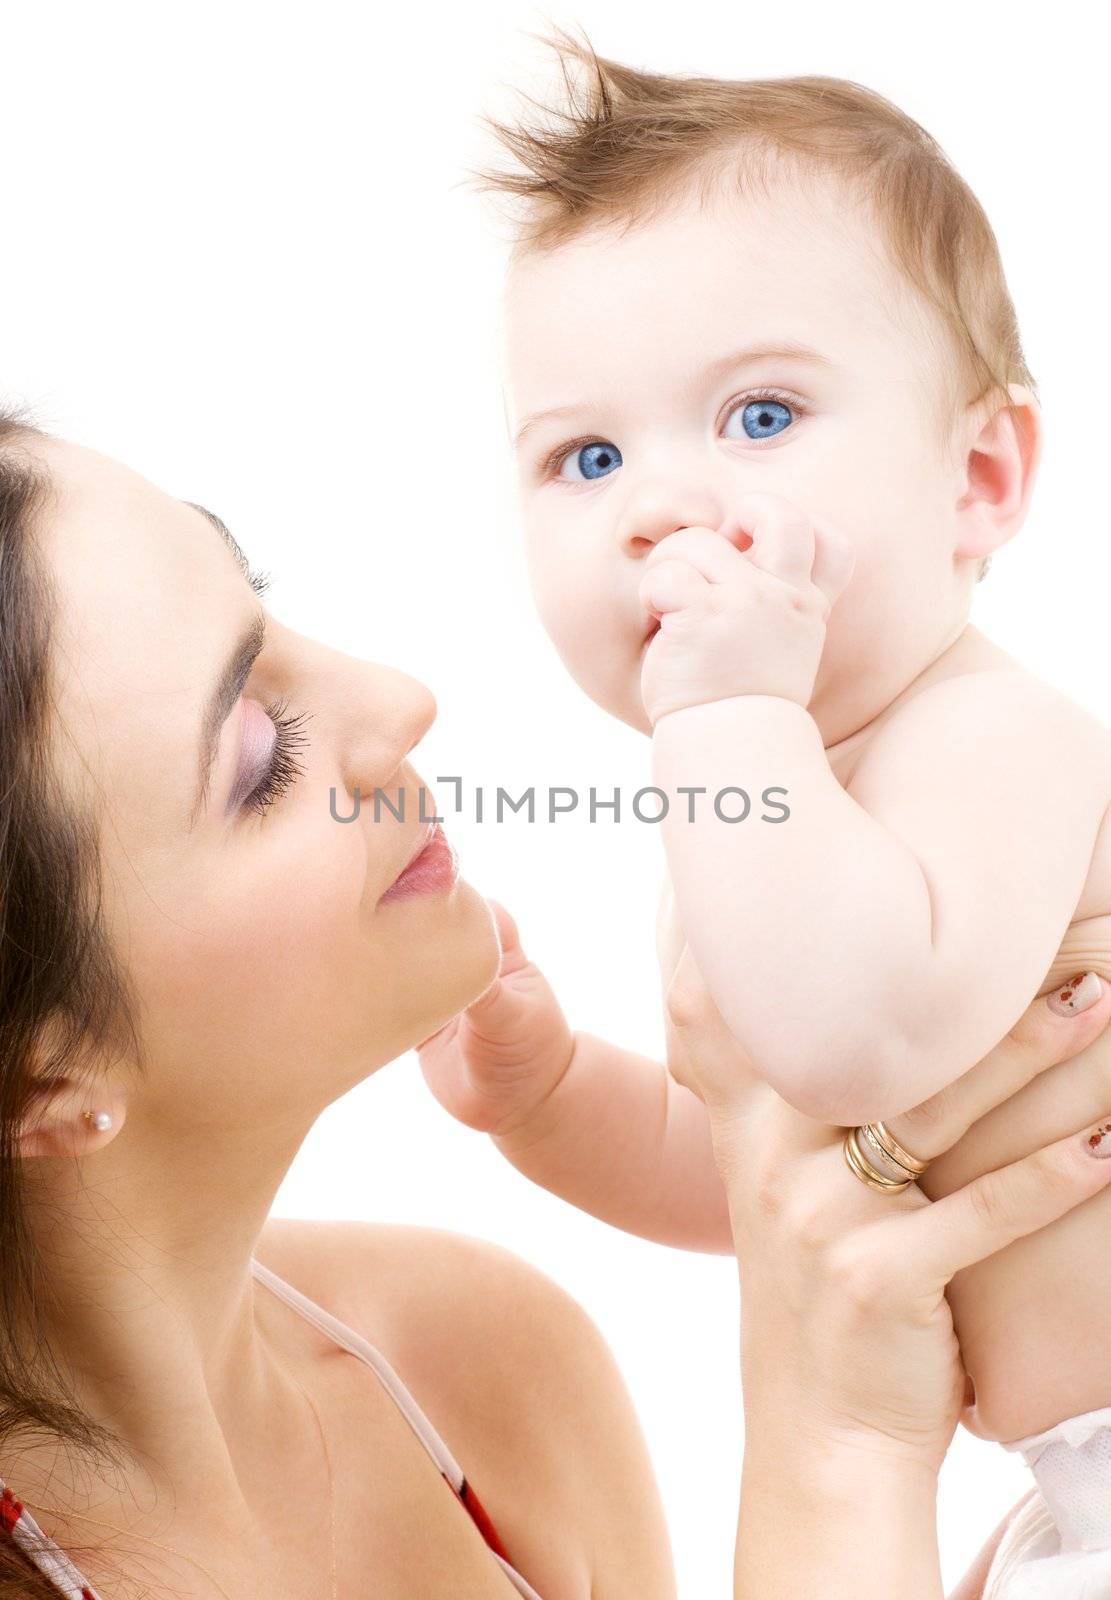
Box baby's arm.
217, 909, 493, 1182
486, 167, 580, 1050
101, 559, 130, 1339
653, 670, 1109, 1125
418, 901, 732, 1252
638, 497, 1110, 1125
495, 1028, 732, 1252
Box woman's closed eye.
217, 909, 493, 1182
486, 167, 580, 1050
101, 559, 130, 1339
543, 386, 806, 484
237, 697, 313, 817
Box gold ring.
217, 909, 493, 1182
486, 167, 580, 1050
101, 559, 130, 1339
842, 1126, 912, 1195
863, 1120, 930, 1177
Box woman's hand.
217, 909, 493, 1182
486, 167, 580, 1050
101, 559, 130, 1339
664, 948, 1111, 1596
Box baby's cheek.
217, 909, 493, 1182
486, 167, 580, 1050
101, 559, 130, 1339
543, 584, 629, 695
533, 552, 601, 634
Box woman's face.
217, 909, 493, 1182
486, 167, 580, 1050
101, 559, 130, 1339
33, 436, 498, 1137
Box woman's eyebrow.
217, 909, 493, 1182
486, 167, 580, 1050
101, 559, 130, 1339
185, 501, 268, 592
182, 501, 269, 829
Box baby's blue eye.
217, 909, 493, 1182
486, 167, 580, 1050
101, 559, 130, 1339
725, 398, 795, 441
557, 440, 623, 482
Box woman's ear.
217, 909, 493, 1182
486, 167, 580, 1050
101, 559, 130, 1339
952, 382, 1042, 564
16, 1079, 125, 1159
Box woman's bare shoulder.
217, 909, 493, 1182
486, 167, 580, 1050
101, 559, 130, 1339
253, 1216, 584, 1447
255, 1216, 675, 1598
255, 1215, 637, 1435
255, 1214, 588, 1338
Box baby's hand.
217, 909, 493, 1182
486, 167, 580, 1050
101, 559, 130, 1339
638, 491, 855, 726
418, 900, 576, 1139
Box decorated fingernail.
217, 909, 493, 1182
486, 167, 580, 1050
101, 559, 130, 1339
1048, 972, 1103, 1017
1085, 1121, 1111, 1158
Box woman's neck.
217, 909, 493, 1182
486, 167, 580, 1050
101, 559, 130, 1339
9, 1107, 319, 1546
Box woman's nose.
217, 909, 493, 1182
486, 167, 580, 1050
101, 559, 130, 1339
338, 661, 437, 794
613, 480, 724, 556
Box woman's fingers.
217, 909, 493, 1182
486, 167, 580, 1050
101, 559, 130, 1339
881, 974, 1110, 1163
885, 1112, 1111, 1286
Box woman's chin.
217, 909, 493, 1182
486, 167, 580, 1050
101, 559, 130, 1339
456, 876, 501, 980
411, 876, 500, 1019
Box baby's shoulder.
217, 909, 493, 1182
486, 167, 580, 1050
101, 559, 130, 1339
852, 665, 1111, 803
853, 666, 1111, 951
891, 662, 1107, 738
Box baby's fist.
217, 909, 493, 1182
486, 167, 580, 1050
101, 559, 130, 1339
638, 492, 854, 726
418, 900, 575, 1139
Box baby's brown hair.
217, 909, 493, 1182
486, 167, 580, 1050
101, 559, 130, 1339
470, 24, 1035, 551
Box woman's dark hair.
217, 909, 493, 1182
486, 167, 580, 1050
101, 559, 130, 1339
0, 402, 149, 1594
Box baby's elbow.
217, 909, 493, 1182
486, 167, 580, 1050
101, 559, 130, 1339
754, 1028, 912, 1128
773, 1071, 881, 1126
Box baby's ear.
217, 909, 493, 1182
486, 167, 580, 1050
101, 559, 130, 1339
952, 382, 1042, 566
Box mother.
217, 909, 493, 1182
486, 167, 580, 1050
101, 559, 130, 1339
1, 406, 1109, 1600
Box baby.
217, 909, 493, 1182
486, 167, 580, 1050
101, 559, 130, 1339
420, 32, 1111, 1530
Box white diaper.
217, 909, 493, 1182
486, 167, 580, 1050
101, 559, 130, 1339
983, 1406, 1111, 1598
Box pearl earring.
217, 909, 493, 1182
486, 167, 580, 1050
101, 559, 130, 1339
83, 1109, 113, 1132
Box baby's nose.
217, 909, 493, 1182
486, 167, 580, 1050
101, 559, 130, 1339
614, 489, 724, 555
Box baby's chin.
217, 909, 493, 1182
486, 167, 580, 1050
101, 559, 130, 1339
568, 663, 652, 735
607, 662, 655, 734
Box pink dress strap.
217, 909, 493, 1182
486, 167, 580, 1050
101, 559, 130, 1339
249, 1256, 545, 1599
0, 1258, 545, 1600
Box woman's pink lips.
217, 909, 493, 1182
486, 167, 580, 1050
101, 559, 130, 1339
379, 822, 458, 904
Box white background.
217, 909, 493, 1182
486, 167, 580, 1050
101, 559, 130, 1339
2, 2, 1107, 1592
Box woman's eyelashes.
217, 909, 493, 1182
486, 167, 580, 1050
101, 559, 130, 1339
240, 697, 313, 817
545, 387, 804, 484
